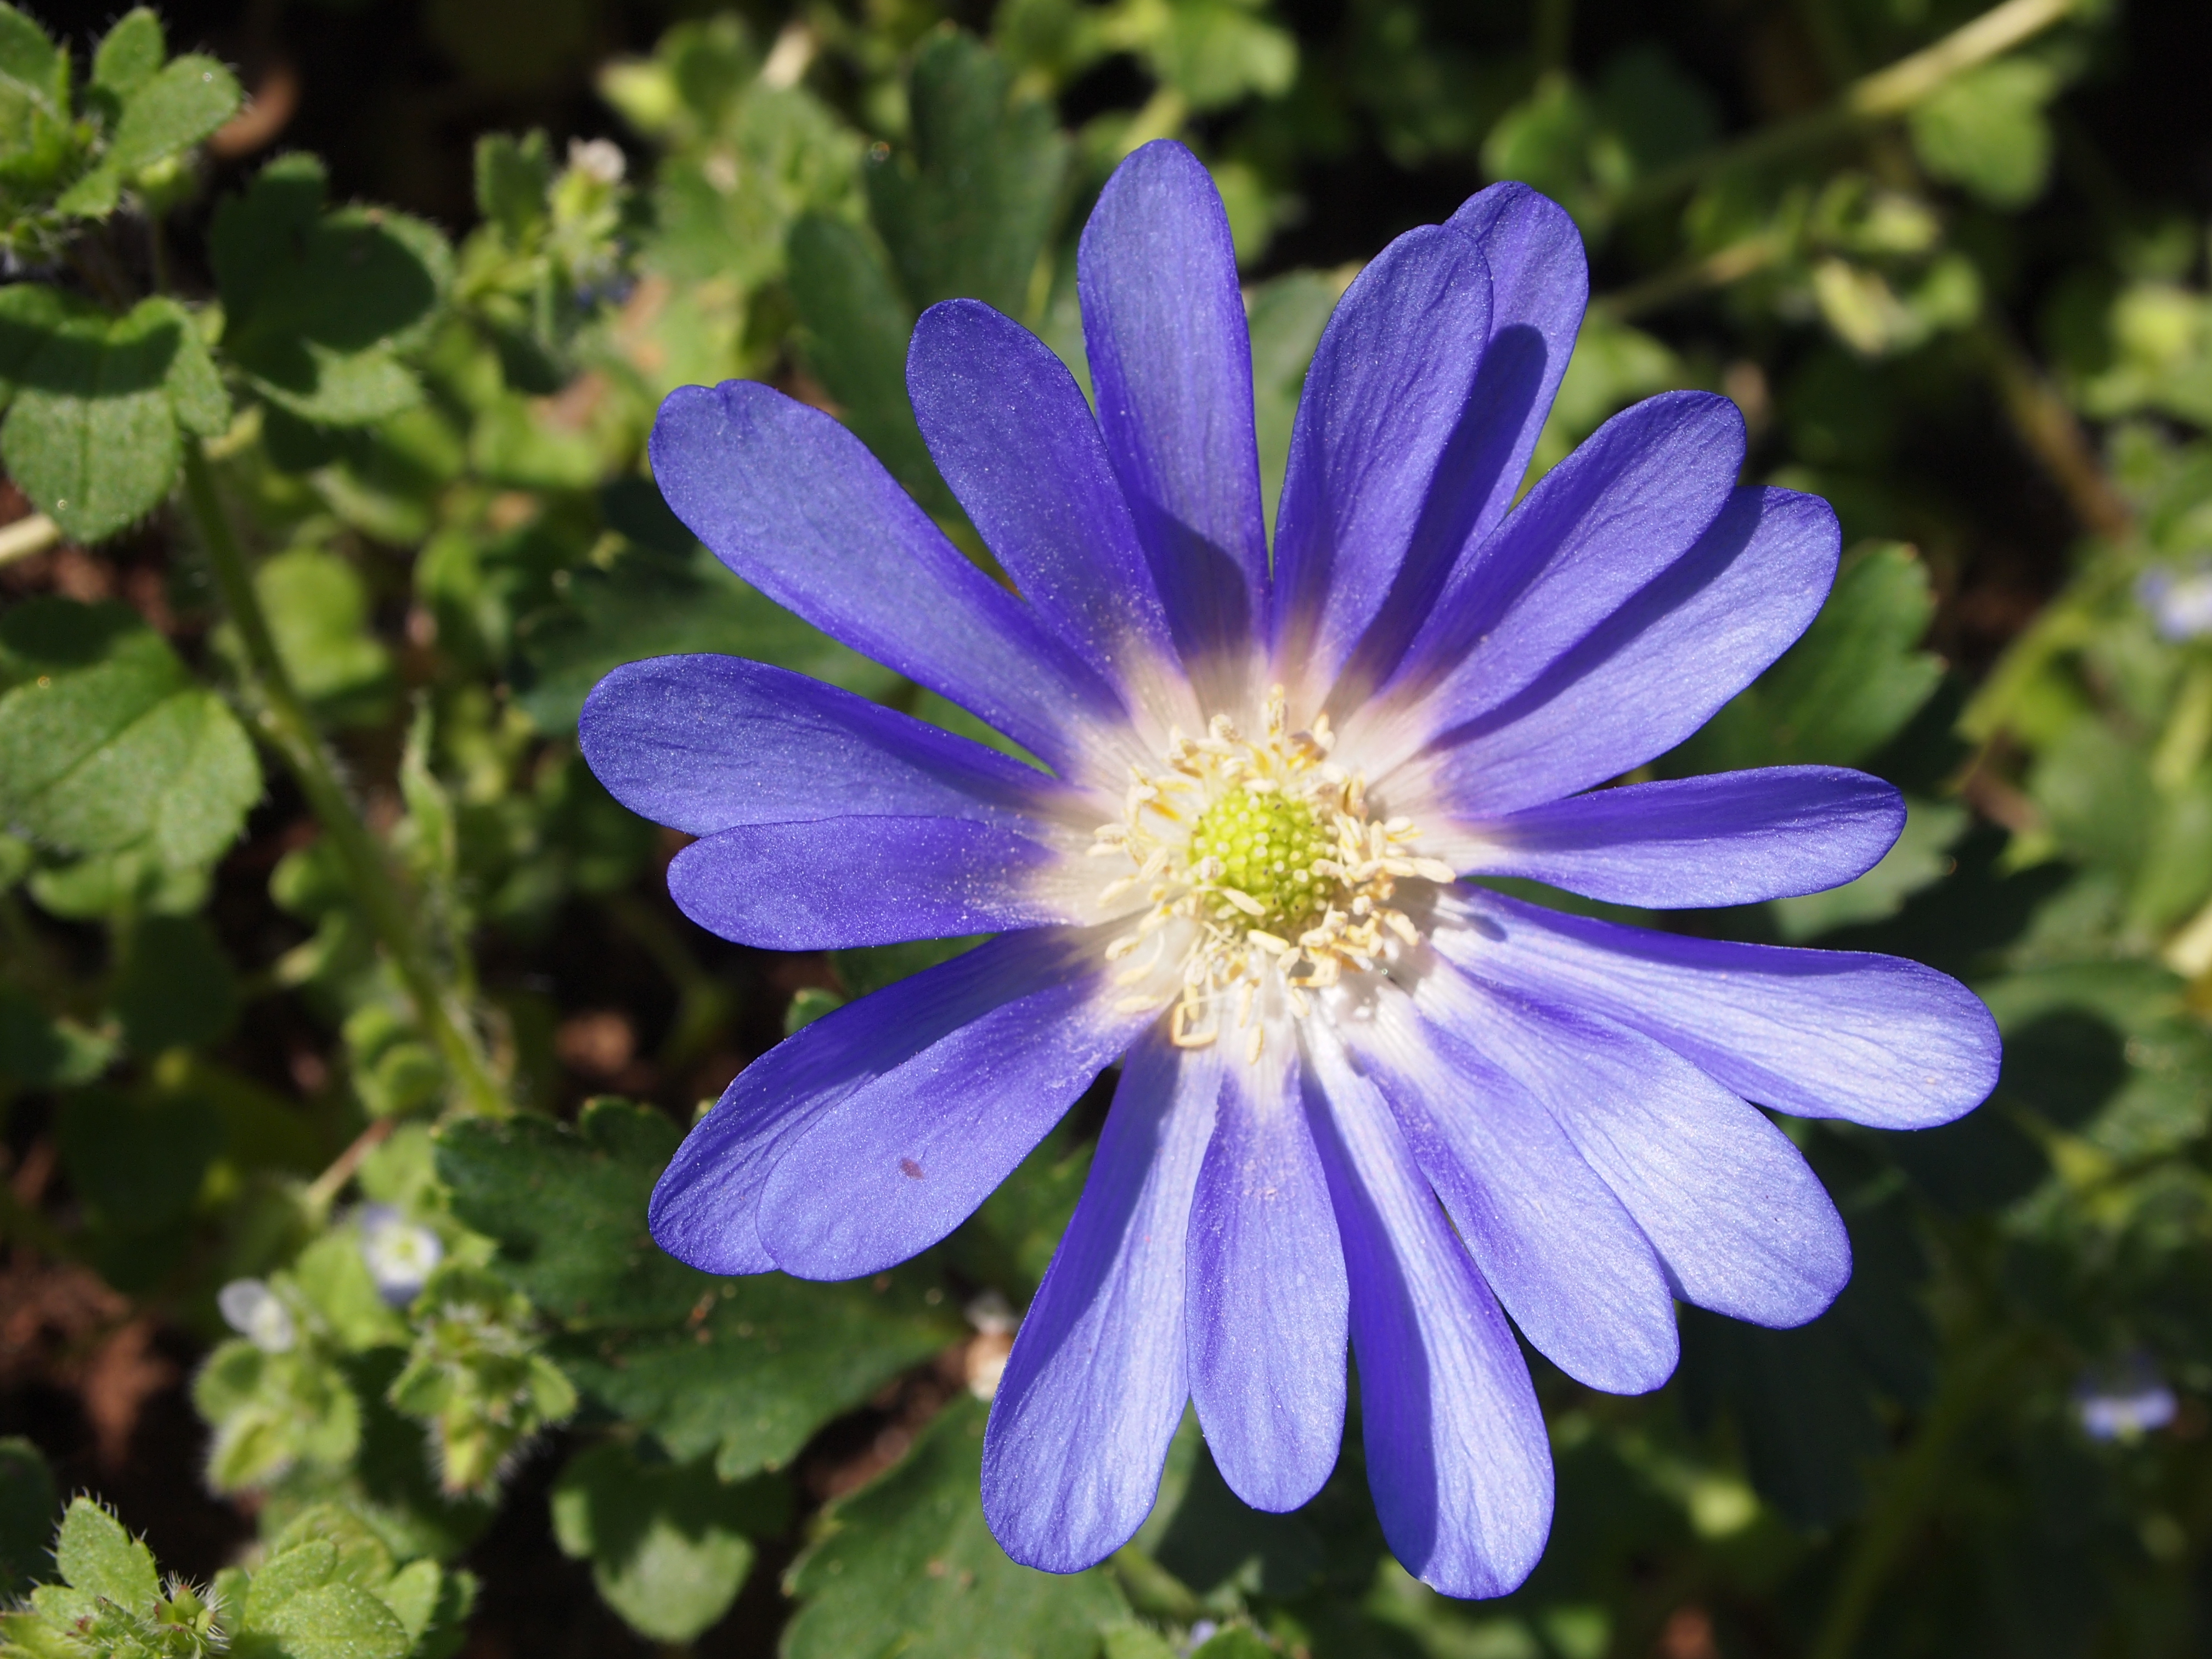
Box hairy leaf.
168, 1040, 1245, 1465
782, 1396, 1127, 1659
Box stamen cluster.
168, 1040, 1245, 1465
1090, 687, 1453, 1058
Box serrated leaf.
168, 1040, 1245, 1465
212, 154, 452, 425
1668, 541, 1943, 774
151, 297, 230, 436
865, 31, 1066, 319
551, 1442, 786, 1644
53, 1498, 158, 1612
474, 129, 551, 242
447, 1099, 956, 1477
435, 1097, 702, 1326
0, 4, 65, 112
0, 599, 261, 873
0, 297, 210, 539
257, 1580, 413, 1659
783, 1395, 1126, 1659
107, 54, 240, 174
0, 1438, 55, 1600
511, 537, 899, 732
91, 10, 163, 99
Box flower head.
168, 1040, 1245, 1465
583, 142, 1999, 1596
217, 1277, 295, 1353
2138, 562, 2212, 642
2075, 1357, 2178, 1442
358, 1203, 444, 1307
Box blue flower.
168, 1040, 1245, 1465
582, 141, 2000, 1596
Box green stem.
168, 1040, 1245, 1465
1616, 0, 2078, 213
182, 439, 506, 1119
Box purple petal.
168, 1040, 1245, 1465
1433, 888, 2000, 1130
909, 300, 1198, 736
667, 816, 1081, 950
1448, 767, 1905, 907
1440, 973, 1851, 1328
650, 380, 1138, 781
1385, 486, 1841, 818
1327, 185, 1594, 705
1342, 986, 1676, 1395
984, 1034, 1217, 1572
755, 944, 1146, 1280
1355, 391, 1745, 778
1305, 1029, 1553, 1599
650, 928, 1112, 1275
1185, 1036, 1347, 1511
1079, 141, 1268, 702
581, 654, 1078, 838
1268, 225, 1492, 708
1445, 184, 1590, 550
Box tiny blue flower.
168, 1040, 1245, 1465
217, 1278, 296, 1353
358, 1203, 444, 1307
583, 142, 2000, 1596
2075, 1358, 2178, 1442
2138, 562, 2212, 642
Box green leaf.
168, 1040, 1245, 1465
55, 1087, 222, 1234
782, 1395, 1127, 1659
0, 297, 221, 539
256, 1581, 414, 1659
153, 297, 230, 436
91, 10, 164, 100
0, 987, 114, 1086
0, 4, 66, 114
53, 1498, 159, 1612
474, 129, 552, 242
106, 54, 241, 175
786, 213, 945, 511
0, 599, 261, 876
0, 1439, 56, 1600
511, 535, 899, 732
551, 1442, 787, 1644
1909, 59, 2058, 211
864, 30, 1068, 319
112, 911, 239, 1053
291, 1228, 413, 1353
245, 546, 396, 726
211, 154, 452, 425
1667, 542, 1943, 774
556, 1271, 955, 1481
437, 1098, 702, 1325
0, 283, 87, 405
444, 1098, 958, 1471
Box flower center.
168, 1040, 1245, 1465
1089, 686, 1453, 1059
1189, 785, 1331, 934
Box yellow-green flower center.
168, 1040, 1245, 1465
1189, 785, 1331, 932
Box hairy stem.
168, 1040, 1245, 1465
182, 439, 506, 1118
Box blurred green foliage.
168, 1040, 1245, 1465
0, 0, 2209, 1655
